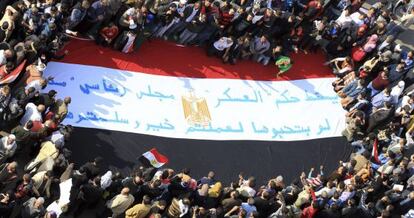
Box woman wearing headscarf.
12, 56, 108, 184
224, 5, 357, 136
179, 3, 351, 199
351, 34, 378, 62
390, 81, 405, 105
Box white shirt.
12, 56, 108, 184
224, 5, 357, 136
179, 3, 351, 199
315, 186, 336, 198
350, 12, 364, 26
237, 183, 256, 197
336, 11, 353, 30
46, 130, 65, 148
20, 102, 42, 125
213, 37, 233, 51
185, 7, 199, 22
25, 80, 43, 93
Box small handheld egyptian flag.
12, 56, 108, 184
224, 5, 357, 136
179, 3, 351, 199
371, 138, 380, 164
140, 148, 169, 168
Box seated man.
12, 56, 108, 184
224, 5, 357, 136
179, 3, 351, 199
367, 68, 390, 96
207, 36, 234, 58
371, 88, 392, 111
250, 35, 270, 64
366, 101, 395, 133
0, 134, 16, 164
338, 79, 366, 109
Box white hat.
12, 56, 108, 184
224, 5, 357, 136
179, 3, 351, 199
395, 44, 402, 52
179, 0, 187, 5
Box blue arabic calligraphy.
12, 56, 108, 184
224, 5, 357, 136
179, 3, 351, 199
186, 122, 244, 134
275, 90, 300, 108
215, 88, 263, 107
136, 85, 175, 101
305, 91, 339, 103
75, 111, 129, 124
146, 119, 175, 131
79, 79, 128, 96
48, 80, 67, 87
316, 119, 331, 135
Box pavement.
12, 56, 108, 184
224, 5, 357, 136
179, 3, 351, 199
363, 0, 414, 50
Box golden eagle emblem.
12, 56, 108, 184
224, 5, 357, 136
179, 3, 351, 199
182, 92, 211, 126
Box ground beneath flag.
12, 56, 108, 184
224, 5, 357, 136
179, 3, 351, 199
62, 39, 333, 81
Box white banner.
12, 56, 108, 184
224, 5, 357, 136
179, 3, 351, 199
43, 62, 346, 141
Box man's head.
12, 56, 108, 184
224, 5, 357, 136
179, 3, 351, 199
93, 156, 103, 165
7, 134, 15, 145
1, 22, 9, 30
230, 190, 239, 199
399, 138, 407, 146
261, 190, 269, 200
34, 197, 45, 208
37, 104, 45, 113
142, 195, 151, 205
4, 49, 13, 59
64, 97, 71, 105
208, 171, 215, 179
45, 171, 53, 180
7, 161, 17, 173
247, 197, 254, 205
157, 200, 167, 210
100, 0, 109, 6
1, 85, 10, 96
151, 179, 161, 188
39, 78, 48, 88
48, 90, 57, 98
5, 62, 14, 73
260, 35, 267, 43
23, 173, 31, 182
194, 1, 201, 9
82, 0, 90, 8
121, 187, 130, 195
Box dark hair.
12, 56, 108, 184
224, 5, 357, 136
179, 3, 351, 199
5, 62, 14, 70
143, 195, 151, 204
26, 120, 34, 129
45, 170, 53, 177
1, 22, 9, 30
48, 90, 57, 97
158, 200, 167, 206
27, 87, 36, 93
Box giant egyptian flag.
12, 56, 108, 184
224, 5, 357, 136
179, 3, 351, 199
44, 39, 351, 182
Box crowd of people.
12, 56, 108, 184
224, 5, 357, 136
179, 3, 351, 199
0, 0, 413, 217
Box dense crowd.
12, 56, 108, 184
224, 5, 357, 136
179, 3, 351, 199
0, 0, 414, 217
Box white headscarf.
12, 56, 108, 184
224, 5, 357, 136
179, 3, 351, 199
391, 81, 405, 105
101, 171, 113, 189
